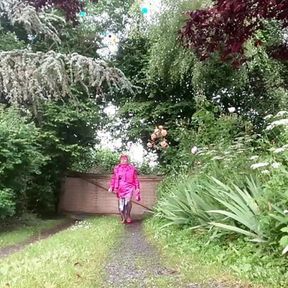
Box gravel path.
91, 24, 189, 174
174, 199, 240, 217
105, 220, 178, 288
105, 221, 251, 288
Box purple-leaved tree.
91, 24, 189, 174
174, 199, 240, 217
181, 0, 288, 65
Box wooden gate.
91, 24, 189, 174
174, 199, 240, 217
58, 172, 163, 216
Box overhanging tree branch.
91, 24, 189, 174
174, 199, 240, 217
0, 50, 133, 103
0, 0, 64, 43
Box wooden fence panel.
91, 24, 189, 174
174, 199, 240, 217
58, 173, 163, 216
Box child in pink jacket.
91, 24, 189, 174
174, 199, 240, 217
108, 154, 141, 224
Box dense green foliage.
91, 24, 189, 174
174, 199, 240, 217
112, 1, 200, 147
1, 0, 288, 284
0, 100, 102, 217
77, 149, 120, 173
0, 1, 132, 218
125, 2, 288, 285
110, 0, 288, 157
154, 111, 288, 286
0, 107, 46, 218
26, 99, 101, 214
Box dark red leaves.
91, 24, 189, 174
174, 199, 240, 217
269, 44, 288, 60
181, 0, 288, 64
28, 0, 82, 22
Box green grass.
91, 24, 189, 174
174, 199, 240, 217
0, 217, 123, 288
0, 218, 65, 249
145, 218, 288, 288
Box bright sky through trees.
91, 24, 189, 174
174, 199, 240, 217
97, 1, 162, 164
139, 0, 161, 16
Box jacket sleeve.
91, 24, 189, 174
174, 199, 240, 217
133, 168, 140, 191
109, 166, 118, 190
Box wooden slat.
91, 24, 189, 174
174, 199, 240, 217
58, 173, 163, 216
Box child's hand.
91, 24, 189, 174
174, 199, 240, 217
108, 188, 113, 193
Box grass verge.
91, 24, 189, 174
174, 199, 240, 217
0, 216, 122, 288
0, 217, 66, 249
145, 218, 288, 288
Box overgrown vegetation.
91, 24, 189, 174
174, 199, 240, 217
129, 1, 288, 286
145, 218, 288, 288
0, 0, 132, 218
153, 109, 288, 285
1, 0, 288, 285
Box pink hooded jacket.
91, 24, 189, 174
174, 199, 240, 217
109, 164, 140, 199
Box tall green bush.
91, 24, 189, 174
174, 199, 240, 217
0, 106, 46, 218
26, 99, 101, 215
156, 110, 288, 253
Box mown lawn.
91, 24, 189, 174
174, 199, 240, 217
0, 218, 66, 249
145, 218, 288, 288
0, 217, 122, 288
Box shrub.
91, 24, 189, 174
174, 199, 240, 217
0, 106, 46, 218
0, 189, 15, 219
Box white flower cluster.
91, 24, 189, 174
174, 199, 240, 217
228, 107, 236, 113
271, 162, 281, 169
266, 119, 288, 130
264, 110, 288, 130
192, 140, 251, 162
274, 147, 286, 154
264, 114, 273, 120
250, 162, 281, 170
269, 144, 288, 154
69, 220, 91, 231
275, 111, 288, 118
212, 156, 224, 160
191, 146, 198, 155
250, 162, 269, 169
